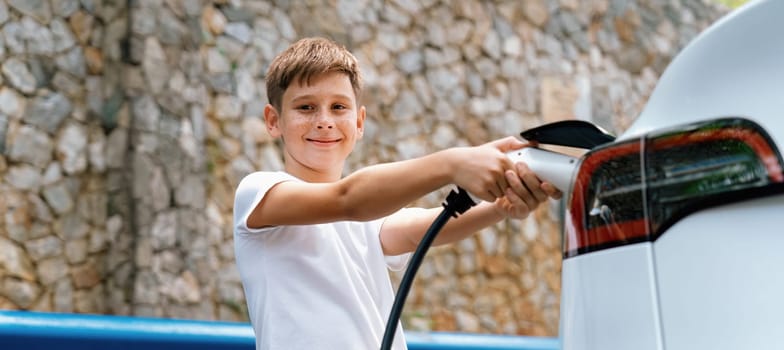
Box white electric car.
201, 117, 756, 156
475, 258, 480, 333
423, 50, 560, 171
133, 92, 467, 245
556, 0, 784, 349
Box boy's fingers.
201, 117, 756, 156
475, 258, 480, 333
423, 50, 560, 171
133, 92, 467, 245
522, 173, 548, 203
514, 163, 549, 203
504, 170, 538, 210
542, 182, 563, 199
490, 136, 527, 152
504, 169, 527, 199
505, 188, 530, 216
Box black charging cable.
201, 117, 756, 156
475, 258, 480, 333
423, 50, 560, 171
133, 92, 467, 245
379, 187, 478, 350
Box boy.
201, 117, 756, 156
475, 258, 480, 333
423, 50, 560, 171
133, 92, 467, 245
233, 37, 560, 349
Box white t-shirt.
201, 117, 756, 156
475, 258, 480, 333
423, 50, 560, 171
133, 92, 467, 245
233, 171, 410, 350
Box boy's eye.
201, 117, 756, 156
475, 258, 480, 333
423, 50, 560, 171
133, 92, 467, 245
332, 104, 347, 110
296, 105, 314, 111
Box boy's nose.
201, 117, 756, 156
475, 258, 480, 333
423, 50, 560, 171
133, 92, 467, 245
315, 112, 334, 129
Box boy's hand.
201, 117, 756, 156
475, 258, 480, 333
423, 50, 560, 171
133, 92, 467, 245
450, 137, 528, 202
493, 162, 563, 219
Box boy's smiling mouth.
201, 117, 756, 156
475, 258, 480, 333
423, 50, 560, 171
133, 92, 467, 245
307, 137, 342, 144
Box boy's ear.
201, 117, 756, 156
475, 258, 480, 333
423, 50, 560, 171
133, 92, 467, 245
356, 105, 366, 139
264, 104, 282, 138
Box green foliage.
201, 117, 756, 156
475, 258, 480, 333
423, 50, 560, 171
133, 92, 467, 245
712, 0, 750, 9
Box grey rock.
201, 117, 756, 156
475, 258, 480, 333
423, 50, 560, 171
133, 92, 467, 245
391, 90, 423, 121
52, 0, 81, 18
229, 156, 254, 189
134, 237, 152, 268
2, 58, 37, 94
446, 20, 472, 44
3, 278, 40, 308
234, 69, 256, 103
151, 211, 177, 250
203, 73, 234, 94
64, 239, 88, 264
28, 193, 54, 223
160, 271, 200, 303
23, 16, 55, 55
0, 2, 8, 25
475, 57, 499, 80
0, 115, 6, 155
175, 175, 206, 209
225, 22, 251, 44
213, 95, 242, 120
206, 47, 231, 74
52, 71, 84, 98
142, 37, 169, 94
482, 30, 502, 60
381, 2, 411, 28
5, 165, 42, 191
2, 22, 26, 55
55, 212, 90, 240
272, 9, 296, 41
50, 19, 76, 52
157, 8, 185, 45
426, 67, 460, 94
88, 127, 107, 172
131, 95, 160, 132
25, 236, 63, 261
26, 58, 53, 89
8, 0, 52, 24
88, 228, 107, 253
0, 87, 23, 118
8, 125, 53, 168
78, 192, 107, 226
105, 127, 128, 169
53, 279, 73, 312
221, 7, 256, 24
131, 6, 156, 36
103, 17, 127, 60
133, 270, 160, 304
154, 249, 183, 274
0, 237, 36, 280
36, 257, 69, 285
178, 118, 200, 160
57, 122, 88, 174
396, 49, 423, 74
55, 46, 87, 78
182, 83, 208, 104
260, 144, 283, 171
23, 93, 73, 133
377, 28, 406, 52
616, 45, 648, 74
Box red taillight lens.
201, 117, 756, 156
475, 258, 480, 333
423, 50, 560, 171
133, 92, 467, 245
564, 118, 784, 258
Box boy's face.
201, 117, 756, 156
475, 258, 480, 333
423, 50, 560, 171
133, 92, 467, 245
264, 72, 365, 180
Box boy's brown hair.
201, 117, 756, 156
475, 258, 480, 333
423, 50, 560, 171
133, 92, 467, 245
265, 37, 363, 111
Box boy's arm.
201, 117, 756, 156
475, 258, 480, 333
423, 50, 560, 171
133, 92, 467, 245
245, 137, 526, 229
379, 162, 561, 255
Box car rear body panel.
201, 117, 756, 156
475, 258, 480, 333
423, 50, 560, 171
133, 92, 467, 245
559, 244, 662, 350
654, 194, 784, 349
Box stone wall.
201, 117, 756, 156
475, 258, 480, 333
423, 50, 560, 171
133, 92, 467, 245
0, 0, 726, 337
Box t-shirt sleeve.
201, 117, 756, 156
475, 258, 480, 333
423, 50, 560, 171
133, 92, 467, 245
384, 251, 411, 271
233, 171, 297, 235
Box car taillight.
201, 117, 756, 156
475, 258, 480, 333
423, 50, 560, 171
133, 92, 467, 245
564, 118, 784, 258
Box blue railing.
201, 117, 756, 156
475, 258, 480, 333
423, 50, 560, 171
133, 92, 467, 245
0, 310, 559, 350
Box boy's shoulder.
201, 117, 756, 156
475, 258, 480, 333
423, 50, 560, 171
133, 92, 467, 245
238, 170, 295, 185
234, 170, 296, 198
